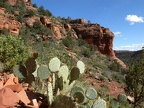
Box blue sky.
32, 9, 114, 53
32, 0, 144, 51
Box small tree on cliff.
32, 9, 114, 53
125, 51, 144, 108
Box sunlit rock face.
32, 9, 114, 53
70, 21, 115, 58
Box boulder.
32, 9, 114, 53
40, 16, 51, 27
0, 87, 20, 108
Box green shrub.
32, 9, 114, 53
0, 34, 29, 70
38, 6, 52, 17
62, 34, 77, 48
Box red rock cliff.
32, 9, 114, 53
70, 21, 115, 58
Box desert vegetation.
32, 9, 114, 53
0, 0, 144, 108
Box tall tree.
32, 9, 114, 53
125, 51, 144, 108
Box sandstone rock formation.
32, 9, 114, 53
26, 16, 39, 27
70, 18, 86, 24
0, 8, 20, 35
40, 16, 51, 27
70, 22, 115, 58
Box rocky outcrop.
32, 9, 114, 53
7, 0, 31, 5
53, 25, 63, 39
0, 8, 20, 35
26, 16, 39, 27
70, 22, 115, 58
70, 18, 86, 24
40, 16, 51, 27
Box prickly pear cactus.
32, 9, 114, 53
70, 86, 84, 97
92, 98, 106, 108
32, 61, 39, 77
47, 82, 53, 105
49, 57, 61, 72
52, 95, 77, 108
58, 65, 69, 82
52, 73, 56, 89
56, 76, 63, 90
13, 65, 27, 78
25, 58, 36, 74
117, 94, 127, 102
25, 74, 35, 84
86, 100, 94, 108
70, 67, 80, 84
85, 87, 97, 100
110, 98, 119, 108
77, 60, 85, 74
73, 91, 85, 104
37, 65, 51, 80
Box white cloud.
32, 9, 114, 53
113, 31, 122, 37
114, 43, 144, 51
125, 15, 144, 25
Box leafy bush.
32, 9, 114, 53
62, 34, 77, 48
38, 6, 52, 17
0, 34, 30, 70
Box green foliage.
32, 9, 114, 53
52, 95, 77, 108
110, 98, 119, 108
38, 6, 52, 17
117, 94, 127, 102
108, 60, 122, 72
0, 35, 29, 70
32, 3, 38, 8
62, 34, 77, 48
26, 10, 36, 17
32, 20, 52, 36
0, 27, 10, 36
125, 55, 144, 108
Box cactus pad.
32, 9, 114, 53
77, 60, 85, 74
70, 86, 84, 97
37, 65, 51, 80
73, 91, 85, 104
25, 58, 36, 74
70, 67, 80, 84
85, 87, 97, 100
47, 82, 53, 105
49, 57, 61, 72
58, 65, 69, 82
13, 65, 27, 78
92, 98, 106, 108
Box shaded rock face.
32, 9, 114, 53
71, 23, 115, 58
40, 16, 51, 27
0, 8, 20, 35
